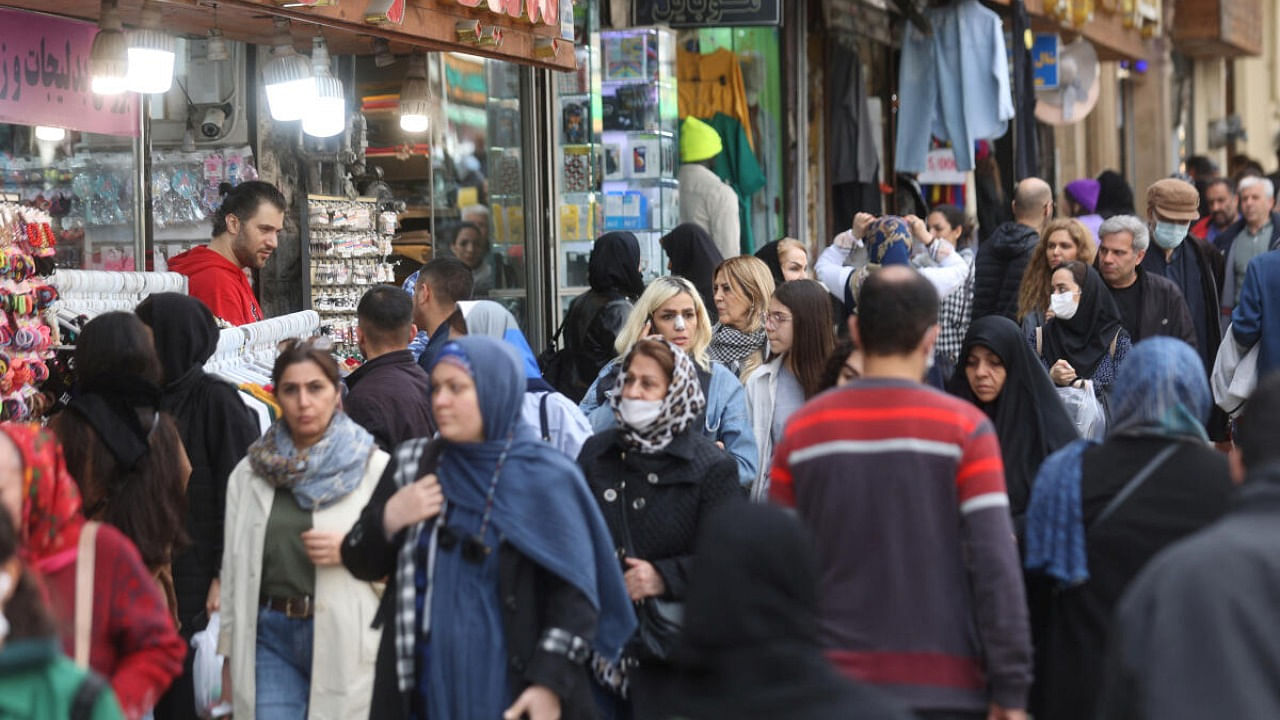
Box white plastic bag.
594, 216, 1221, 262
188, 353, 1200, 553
191, 612, 231, 718
1212, 325, 1259, 417
1057, 381, 1106, 441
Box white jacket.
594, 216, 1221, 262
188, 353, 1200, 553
678, 163, 740, 260
743, 356, 784, 501
218, 448, 390, 720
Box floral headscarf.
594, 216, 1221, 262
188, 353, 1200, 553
848, 216, 913, 309
611, 339, 706, 453
0, 423, 85, 571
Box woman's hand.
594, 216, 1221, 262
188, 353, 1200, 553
205, 577, 221, 617
301, 529, 345, 566
383, 473, 444, 539
905, 214, 932, 245
1050, 359, 1078, 387
504, 684, 561, 720
624, 558, 666, 601
852, 212, 876, 240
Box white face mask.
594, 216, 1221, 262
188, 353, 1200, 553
618, 398, 663, 430
1153, 220, 1189, 250
1050, 291, 1079, 320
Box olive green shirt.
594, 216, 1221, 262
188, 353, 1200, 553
260, 487, 315, 599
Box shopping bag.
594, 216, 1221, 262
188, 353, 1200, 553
1211, 325, 1259, 417
1056, 381, 1106, 441
191, 612, 231, 718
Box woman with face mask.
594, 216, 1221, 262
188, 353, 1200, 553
948, 316, 1078, 526
577, 338, 741, 718
1031, 261, 1131, 395
744, 280, 835, 502
578, 276, 759, 488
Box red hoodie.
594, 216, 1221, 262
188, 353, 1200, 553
167, 246, 263, 326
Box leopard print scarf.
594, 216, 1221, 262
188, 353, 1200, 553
611, 339, 706, 453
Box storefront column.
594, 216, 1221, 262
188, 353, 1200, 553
1232, 0, 1280, 163
1191, 59, 1228, 169
1131, 40, 1175, 201
521, 66, 556, 351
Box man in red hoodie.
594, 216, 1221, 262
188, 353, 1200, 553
167, 181, 286, 326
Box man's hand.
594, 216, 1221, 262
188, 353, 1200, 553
623, 558, 666, 601
206, 577, 221, 618
503, 685, 561, 720
383, 473, 444, 539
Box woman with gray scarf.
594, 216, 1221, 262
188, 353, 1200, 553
218, 338, 389, 720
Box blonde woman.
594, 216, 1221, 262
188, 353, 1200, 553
1018, 218, 1097, 328
710, 256, 776, 380
578, 275, 759, 488
754, 237, 811, 284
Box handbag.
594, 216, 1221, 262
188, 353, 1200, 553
614, 482, 684, 663
536, 318, 573, 394
1212, 324, 1259, 417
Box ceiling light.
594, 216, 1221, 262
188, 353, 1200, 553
303, 37, 345, 138
89, 1, 129, 95
261, 18, 313, 122
125, 0, 176, 94
399, 53, 431, 134
206, 28, 229, 63
372, 37, 396, 68
34, 126, 66, 142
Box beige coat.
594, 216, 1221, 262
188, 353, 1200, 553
218, 448, 390, 720
678, 163, 740, 260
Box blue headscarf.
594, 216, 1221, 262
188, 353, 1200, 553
458, 300, 553, 391
424, 336, 635, 716
1026, 337, 1211, 586
866, 216, 912, 267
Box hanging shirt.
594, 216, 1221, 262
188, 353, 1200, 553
678, 48, 754, 152
707, 113, 767, 255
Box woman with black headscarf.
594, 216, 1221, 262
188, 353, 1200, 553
948, 316, 1078, 524
660, 223, 723, 322
1031, 261, 1131, 395
655, 502, 913, 720
561, 232, 647, 403
135, 294, 261, 720
1095, 170, 1136, 219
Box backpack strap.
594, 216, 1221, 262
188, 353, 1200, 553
74, 521, 100, 669
70, 671, 109, 720
539, 392, 552, 443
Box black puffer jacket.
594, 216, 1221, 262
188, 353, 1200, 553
973, 221, 1040, 322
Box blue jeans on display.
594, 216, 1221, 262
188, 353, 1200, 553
255, 606, 313, 719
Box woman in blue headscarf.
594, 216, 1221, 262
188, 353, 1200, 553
341, 335, 636, 720
1022, 337, 1233, 720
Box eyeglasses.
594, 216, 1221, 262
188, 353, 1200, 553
765, 312, 792, 328
276, 335, 335, 353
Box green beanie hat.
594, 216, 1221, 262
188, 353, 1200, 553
680, 116, 723, 163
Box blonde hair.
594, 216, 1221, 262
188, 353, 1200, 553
713, 256, 775, 379
614, 276, 714, 370
1018, 218, 1098, 319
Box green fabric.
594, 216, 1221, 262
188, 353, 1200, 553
707, 112, 767, 254
0, 638, 124, 720
261, 486, 316, 599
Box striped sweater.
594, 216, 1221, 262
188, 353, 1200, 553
771, 378, 1032, 713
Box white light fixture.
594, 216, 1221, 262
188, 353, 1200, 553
34, 125, 66, 142
125, 0, 176, 94
399, 53, 431, 134
303, 37, 346, 138
261, 18, 313, 122
89, 1, 129, 95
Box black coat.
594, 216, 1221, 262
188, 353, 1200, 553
341, 450, 599, 720
973, 221, 1040, 322
577, 428, 740, 604
343, 350, 435, 451
561, 290, 632, 404
1126, 269, 1198, 350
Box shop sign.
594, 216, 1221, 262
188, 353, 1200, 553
0, 8, 138, 137
918, 148, 966, 185
1032, 33, 1060, 91
633, 0, 782, 27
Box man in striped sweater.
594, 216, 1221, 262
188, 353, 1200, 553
771, 266, 1032, 720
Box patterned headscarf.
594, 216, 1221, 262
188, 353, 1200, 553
1108, 337, 1211, 443
0, 423, 85, 571
611, 339, 706, 453
848, 216, 913, 309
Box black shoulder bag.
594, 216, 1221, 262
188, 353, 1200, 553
614, 481, 684, 662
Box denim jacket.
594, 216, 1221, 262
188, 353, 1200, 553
579, 360, 758, 488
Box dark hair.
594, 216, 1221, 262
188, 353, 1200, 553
1053, 260, 1089, 289
1238, 372, 1280, 469
819, 339, 860, 391
271, 338, 341, 390
1185, 155, 1217, 176
1205, 177, 1234, 194
624, 338, 676, 384
450, 221, 485, 248
928, 204, 974, 247
357, 285, 413, 348
773, 280, 834, 399
0, 509, 57, 640
75, 312, 162, 387
417, 257, 475, 306
211, 181, 286, 238
855, 268, 938, 356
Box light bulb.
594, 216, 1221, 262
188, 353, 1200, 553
34, 126, 66, 142
262, 18, 313, 122
302, 37, 345, 138
89, 1, 129, 96
399, 53, 432, 135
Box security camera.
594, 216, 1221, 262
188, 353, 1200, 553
200, 106, 227, 139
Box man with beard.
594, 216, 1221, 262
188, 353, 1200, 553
168, 181, 286, 326
1190, 178, 1238, 249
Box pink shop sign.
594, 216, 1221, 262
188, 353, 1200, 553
0, 8, 139, 137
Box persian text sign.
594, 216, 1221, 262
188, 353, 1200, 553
0, 8, 139, 137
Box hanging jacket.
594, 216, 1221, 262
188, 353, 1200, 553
167, 246, 262, 326
707, 112, 767, 254
677, 48, 754, 153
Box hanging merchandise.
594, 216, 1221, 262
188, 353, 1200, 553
705, 113, 766, 255
895, 0, 1015, 174
0, 203, 61, 421
204, 310, 322, 434
304, 196, 397, 358
1010, 0, 1041, 180
677, 47, 755, 153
